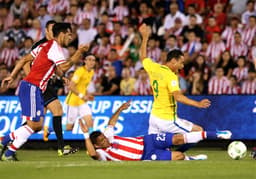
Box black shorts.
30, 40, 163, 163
43, 84, 58, 107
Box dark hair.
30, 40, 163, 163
46, 20, 56, 28
168, 34, 176, 40
90, 131, 103, 145
52, 22, 72, 37
84, 53, 95, 60
166, 49, 184, 62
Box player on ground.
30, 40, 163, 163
23, 20, 77, 156
65, 53, 96, 132
0, 23, 89, 161
79, 101, 232, 161
139, 24, 212, 152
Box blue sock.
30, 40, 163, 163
5, 149, 15, 157
176, 143, 197, 152
1, 134, 12, 146
206, 131, 217, 139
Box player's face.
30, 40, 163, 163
176, 55, 185, 70
62, 29, 72, 47
85, 55, 96, 70
95, 134, 110, 148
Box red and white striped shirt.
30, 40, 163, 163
0, 47, 19, 68
241, 80, 256, 94
147, 47, 161, 63
134, 79, 152, 95
242, 26, 256, 47
206, 41, 226, 64
24, 40, 66, 92
226, 85, 241, 94
92, 44, 111, 59
181, 41, 202, 56
47, 0, 70, 15
248, 46, 256, 63
96, 126, 144, 161
232, 67, 248, 82
221, 27, 242, 49
113, 6, 129, 21
208, 76, 230, 94
230, 42, 248, 60
75, 10, 97, 27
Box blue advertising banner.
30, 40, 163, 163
0, 95, 255, 140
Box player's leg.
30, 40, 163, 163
66, 105, 77, 131
79, 103, 93, 133
46, 99, 64, 152
1, 81, 44, 161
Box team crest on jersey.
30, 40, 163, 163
36, 110, 41, 116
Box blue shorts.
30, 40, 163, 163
141, 133, 174, 161
18, 80, 44, 122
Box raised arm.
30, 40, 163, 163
139, 24, 151, 62
108, 101, 131, 127
58, 44, 90, 72
68, 80, 94, 102
172, 91, 211, 108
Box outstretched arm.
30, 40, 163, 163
172, 91, 211, 108
1, 54, 34, 88
108, 101, 131, 127
79, 119, 100, 160
139, 24, 151, 61
58, 44, 90, 72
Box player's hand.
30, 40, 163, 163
139, 24, 151, 39
119, 100, 131, 111
197, 99, 211, 108
83, 94, 94, 101
1, 76, 14, 88
79, 119, 89, 133
62, 77, 70, 86
78, 44, 90, 53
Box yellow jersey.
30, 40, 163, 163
142, 58, 180, 120
65, 66, 94, 106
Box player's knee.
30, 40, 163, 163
172, 151, 185, 160
192, 125, 203, 132
172, 134, 185, 145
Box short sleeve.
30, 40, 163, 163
30, 45, 41, 58
167, 74, 180, 93
95, 149, 107, 161
47, 41, 66, 65
142, 58, 159, 72
71, 68, 82, 84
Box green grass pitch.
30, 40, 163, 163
0, 149, 255, 179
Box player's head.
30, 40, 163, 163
45, 20, 56, 40
52, 22, 72, 47
166, 49, 185, 70
90, 131, 110, 148
84, 53, 96, 70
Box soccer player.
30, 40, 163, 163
65, 53, 96, 132
139, 24, 211, 152
0, 23, 89, 161
79, 101, 232, 161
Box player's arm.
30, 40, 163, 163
172, 90, 211, 108
79, 119, 100, 160
58, 44, 90, 72
1, 54, 34, 88
139, 24, 151, 61
108, 101, 131, 127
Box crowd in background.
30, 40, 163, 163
0, 0, 255, 96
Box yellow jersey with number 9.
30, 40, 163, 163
142, 58, 180, 120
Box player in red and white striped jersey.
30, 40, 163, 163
241, 70, 256, 94
232, 56, 249, 82
79, 101, 232, 161
242, 16, 256, 47
208, 67, 230, 94
230, 32, 248, 60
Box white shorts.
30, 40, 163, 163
66, 103, 92, 124
148, 114, 194, 134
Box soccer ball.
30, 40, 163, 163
227, 141, 247, 160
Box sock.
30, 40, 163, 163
1, 132, 16, 146
53, 116, 64, 150
183, 131, 206, 143
176, 143, 197, 152
5, 125, 34, 157
205, 131, 217, 139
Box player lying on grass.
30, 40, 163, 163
79, 101, 232, 161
